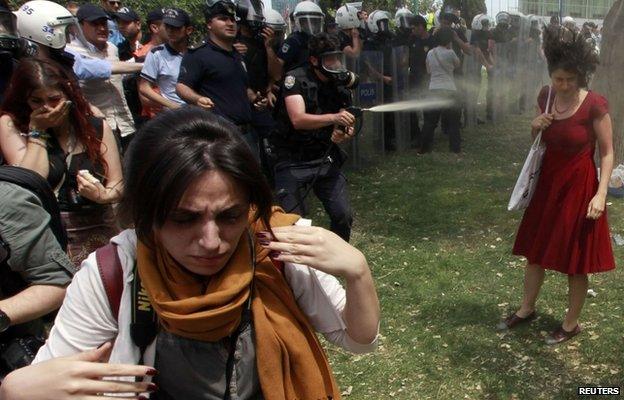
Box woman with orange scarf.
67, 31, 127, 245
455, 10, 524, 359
32, 107, 380, 400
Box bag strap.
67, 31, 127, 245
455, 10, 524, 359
535, 85, 553, 147
95, 243, 124, 321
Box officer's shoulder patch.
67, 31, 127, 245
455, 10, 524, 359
150, 45, 165, 54
281, 43, 290, 53
284, 75, 296, 89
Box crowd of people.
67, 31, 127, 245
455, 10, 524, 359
0, 0, 616, 398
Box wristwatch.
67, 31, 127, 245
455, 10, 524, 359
0, 308, 11, 333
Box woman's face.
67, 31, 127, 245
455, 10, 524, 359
156, 170, 251, 276
27, 86, 68, 113
551, 69, 579, 94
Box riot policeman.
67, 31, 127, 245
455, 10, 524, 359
335, 4, 361, 58
276, 1, 324, 73
393, 7, 414, 46
272, 33, 357, 241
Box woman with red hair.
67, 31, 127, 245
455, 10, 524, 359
0, 58, 123, 265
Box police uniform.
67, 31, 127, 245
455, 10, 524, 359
272, 67, 354, 241
276, 31, 310, 72
140, 43, 186, 105
178, 39, 258, 155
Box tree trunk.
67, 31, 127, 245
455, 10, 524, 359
593, 0, 624, 164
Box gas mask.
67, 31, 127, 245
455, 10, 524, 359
315, 50, 359, 88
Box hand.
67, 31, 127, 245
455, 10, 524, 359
257, 226, 369, 281
261, 27, 275, 47
531, 113, 553, 131
586, 193, 606, 220
252, 92, 268, 111
233, 42, 248, 55
196, 96, 214, 110
331, 125, 355, 144
350, 28, 360, 39
76, 171, 108, 204
0, 342, 156, 400
266, 91, 277, 108
332, 110, 355, 127
383, 76, 392, 85
29, 101, 72, 131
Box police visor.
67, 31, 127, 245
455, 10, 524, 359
319, 50, 346, 73
298, 15, 323, 35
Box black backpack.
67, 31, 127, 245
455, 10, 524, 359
0, 166, 68, 378
0, 166, 67, 252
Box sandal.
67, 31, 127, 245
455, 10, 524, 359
496, 311, 536, 331
545, 324, 581, 345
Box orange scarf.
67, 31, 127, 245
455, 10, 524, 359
137, 208, 341, 400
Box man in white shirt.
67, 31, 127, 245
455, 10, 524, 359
67, 3, 136, 151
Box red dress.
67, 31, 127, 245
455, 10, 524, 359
513, 87, 616, 275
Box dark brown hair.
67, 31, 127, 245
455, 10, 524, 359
543, 25, 599, 87
117, 107, 273, 245
0, 58, 105, 171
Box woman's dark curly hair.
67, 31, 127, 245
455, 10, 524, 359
542, 25, 599, 87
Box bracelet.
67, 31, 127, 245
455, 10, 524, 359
20, 129, 50, 140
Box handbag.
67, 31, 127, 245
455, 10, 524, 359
508, 85, 553, 211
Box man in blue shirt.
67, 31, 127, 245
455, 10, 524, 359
139, 8, 192, 111
176, 0, 266, 156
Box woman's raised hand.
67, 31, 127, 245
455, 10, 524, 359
258, 226, 369, 280
0, 342, 157, 400
29, 101, 71, 131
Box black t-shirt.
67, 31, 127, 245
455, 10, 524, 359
276, 31, 310, 72
178, 40, 252, 125
409, 33, 435, 88
238, 35, 269, 93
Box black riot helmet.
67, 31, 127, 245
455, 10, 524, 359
204, 0, 244, 20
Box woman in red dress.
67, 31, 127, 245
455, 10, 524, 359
498, 26, 616, 344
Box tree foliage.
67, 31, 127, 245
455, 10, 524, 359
442, 0, 487, 27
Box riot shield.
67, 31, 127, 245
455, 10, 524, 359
462, 35, 483, 128
349, 50, 385, 168
391, 45, 412, 151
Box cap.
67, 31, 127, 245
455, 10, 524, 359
162, 7, 191, 27
146, 8, 165, 24
115, 7, 139, 22
76, 4, 109, 22
204, 0, 236, 19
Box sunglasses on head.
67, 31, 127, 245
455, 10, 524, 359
108, 1, 121, 5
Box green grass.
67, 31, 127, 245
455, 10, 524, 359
310, 114, 624, 399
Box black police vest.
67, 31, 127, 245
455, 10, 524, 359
273, 67, 352, 161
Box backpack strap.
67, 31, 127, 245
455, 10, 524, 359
95, 243, 124, 321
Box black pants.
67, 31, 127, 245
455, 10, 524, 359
274, 160, 353, 242
421, 90, 461, 153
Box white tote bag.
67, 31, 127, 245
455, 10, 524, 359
508, 86, 553, 211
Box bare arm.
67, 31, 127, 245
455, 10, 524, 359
587, 112, 614, 219
0, 285, 66, 326
342, 29, 362, 58
138, 78, 181, 110
285, 95, 354, 130
454, 31, 472, 55
0, 115, 49, 178
76, 121, 123, 204
176, 82, 214, 109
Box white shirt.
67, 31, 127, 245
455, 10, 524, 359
427, 47, 459, 91
34, 225, 377, 381
66, 39, 136, 137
